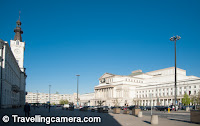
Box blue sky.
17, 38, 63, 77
1, 0, 200, 94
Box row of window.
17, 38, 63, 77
137, 85, 198, 94
137, 90, 198, 98
125, 78, 143, 83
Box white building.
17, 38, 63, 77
0, 17, 27, 108
79, 93, 95, 106
26, 92, 73, 104
94, 67, 200, 106
26, 92, 94, 105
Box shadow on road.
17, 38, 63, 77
0, 107, 122, 126
169, 118, 200, 125
143, 120, 151, 124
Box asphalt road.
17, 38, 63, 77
0, 107, 199, 126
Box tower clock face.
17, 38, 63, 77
14, 49, 21, 54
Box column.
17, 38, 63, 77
155, 99, 157, 106
167, 99, 168, 106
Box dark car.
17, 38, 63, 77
80, 106, 89, 111
146, 106, 151, 110
128, 105, 136, 110
139, 106, 146, 110
155, 106, 169, 111
103, 106, 109, 113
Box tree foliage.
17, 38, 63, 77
59, 99, 69, 105
182, 93, 191, 106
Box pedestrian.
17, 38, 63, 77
49, 104, 51, 112
24, 102, 31, 117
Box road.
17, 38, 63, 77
0, 107, 199, 126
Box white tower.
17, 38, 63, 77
10, 14, 25, 72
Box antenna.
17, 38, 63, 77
19, 11, 21, 21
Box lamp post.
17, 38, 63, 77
170, 35, 181, 107
76, 75, 80, 108
36, 90, 38, 106
49, 85, 51, 112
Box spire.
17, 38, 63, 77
14, 11, 23, 42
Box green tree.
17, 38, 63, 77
59, 99, 69, 105
197, 92, 200, 105
55, 91, 59, 94
182, 93, 191, 106
191, 96, 197, 105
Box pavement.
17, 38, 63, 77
0, 107, 199, 126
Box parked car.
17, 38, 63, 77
128, 105, 136, 110
103, 106, 109, 113
80, 106, 89, 111
62, 104, 69, 110
146, 106, 151, 110
139, 106, 146, 110
155, 106, 169, 111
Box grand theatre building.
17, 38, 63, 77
93, 67, 200, 107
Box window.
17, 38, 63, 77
194, 91, 196, 94
189, 86, 191, 89
194, 85, 196, 88
179, 87, 181, 90
184, 87, 186, 89
16, 40, 19, 45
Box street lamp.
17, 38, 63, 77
76, 75, 80, 108
36, 90, 38, 105
170, 35, 181, 107
49, 85, 51, 112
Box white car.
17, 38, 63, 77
62, 104, 69, 110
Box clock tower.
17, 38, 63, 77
10, 14, 25, 72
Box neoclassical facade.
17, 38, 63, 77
94, 67, 200, 106
0, 17, 27, 108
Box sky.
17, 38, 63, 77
0, 0, 200, 94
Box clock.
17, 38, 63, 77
14, 49, 21, 54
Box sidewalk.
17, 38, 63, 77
109, 112, 199, 126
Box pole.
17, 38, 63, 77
76, 75, 80, 108
175, 40, 177, 108
170, 35, 181, 110
49, 85, 51, 112
37, 90, 38, 106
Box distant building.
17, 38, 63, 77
26, 92, 72, 104
26, 92, 94, 105
0, 17, 27, 108
94, 67, 200, 106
